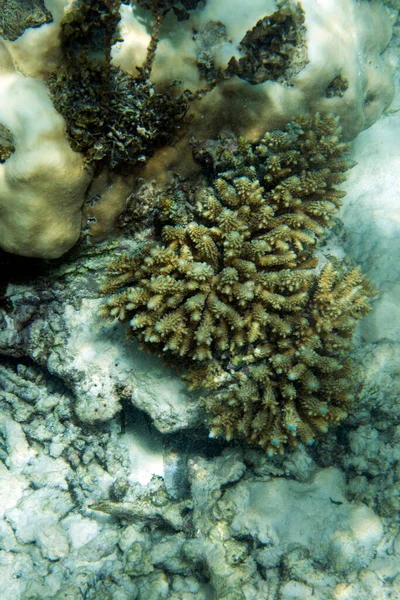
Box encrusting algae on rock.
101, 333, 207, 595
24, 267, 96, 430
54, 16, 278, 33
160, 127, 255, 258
100, 113, 375, 455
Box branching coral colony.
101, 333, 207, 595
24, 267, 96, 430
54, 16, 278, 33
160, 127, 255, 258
100, 113, 375, 455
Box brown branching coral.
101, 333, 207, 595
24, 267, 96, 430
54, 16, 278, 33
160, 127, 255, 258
100, 114, 374, 455
195, 260, 374, 453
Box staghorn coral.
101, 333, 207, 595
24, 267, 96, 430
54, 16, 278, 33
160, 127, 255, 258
100, 114, 374, 455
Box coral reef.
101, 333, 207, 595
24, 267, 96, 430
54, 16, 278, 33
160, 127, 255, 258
0, 243, 201, 431
0, 0, 394, 258
1, 95, 400, 597
1, 59, 400, 598
100, 114, 375, 454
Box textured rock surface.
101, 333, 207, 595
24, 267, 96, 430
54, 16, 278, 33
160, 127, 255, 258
0, 375, 399, 600
0, 251, 201, 433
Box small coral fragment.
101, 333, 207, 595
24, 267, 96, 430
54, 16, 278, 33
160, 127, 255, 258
100, 114, 374, 453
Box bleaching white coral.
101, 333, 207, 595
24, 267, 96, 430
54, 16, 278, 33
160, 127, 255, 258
115, 0, 394, 143
0, 38, 90, 258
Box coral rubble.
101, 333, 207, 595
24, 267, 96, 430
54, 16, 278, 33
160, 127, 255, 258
0, 357, 393, 600
100, 113, 375, 454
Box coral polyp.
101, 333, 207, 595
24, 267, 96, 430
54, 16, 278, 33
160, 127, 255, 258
100, 114, 374, 454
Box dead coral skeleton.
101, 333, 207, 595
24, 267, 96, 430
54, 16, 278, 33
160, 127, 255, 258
100, 114, 375, 455
47, 0, 203, 172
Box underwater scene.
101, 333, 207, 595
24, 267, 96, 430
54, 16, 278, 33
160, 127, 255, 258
0, 0, 399, 598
